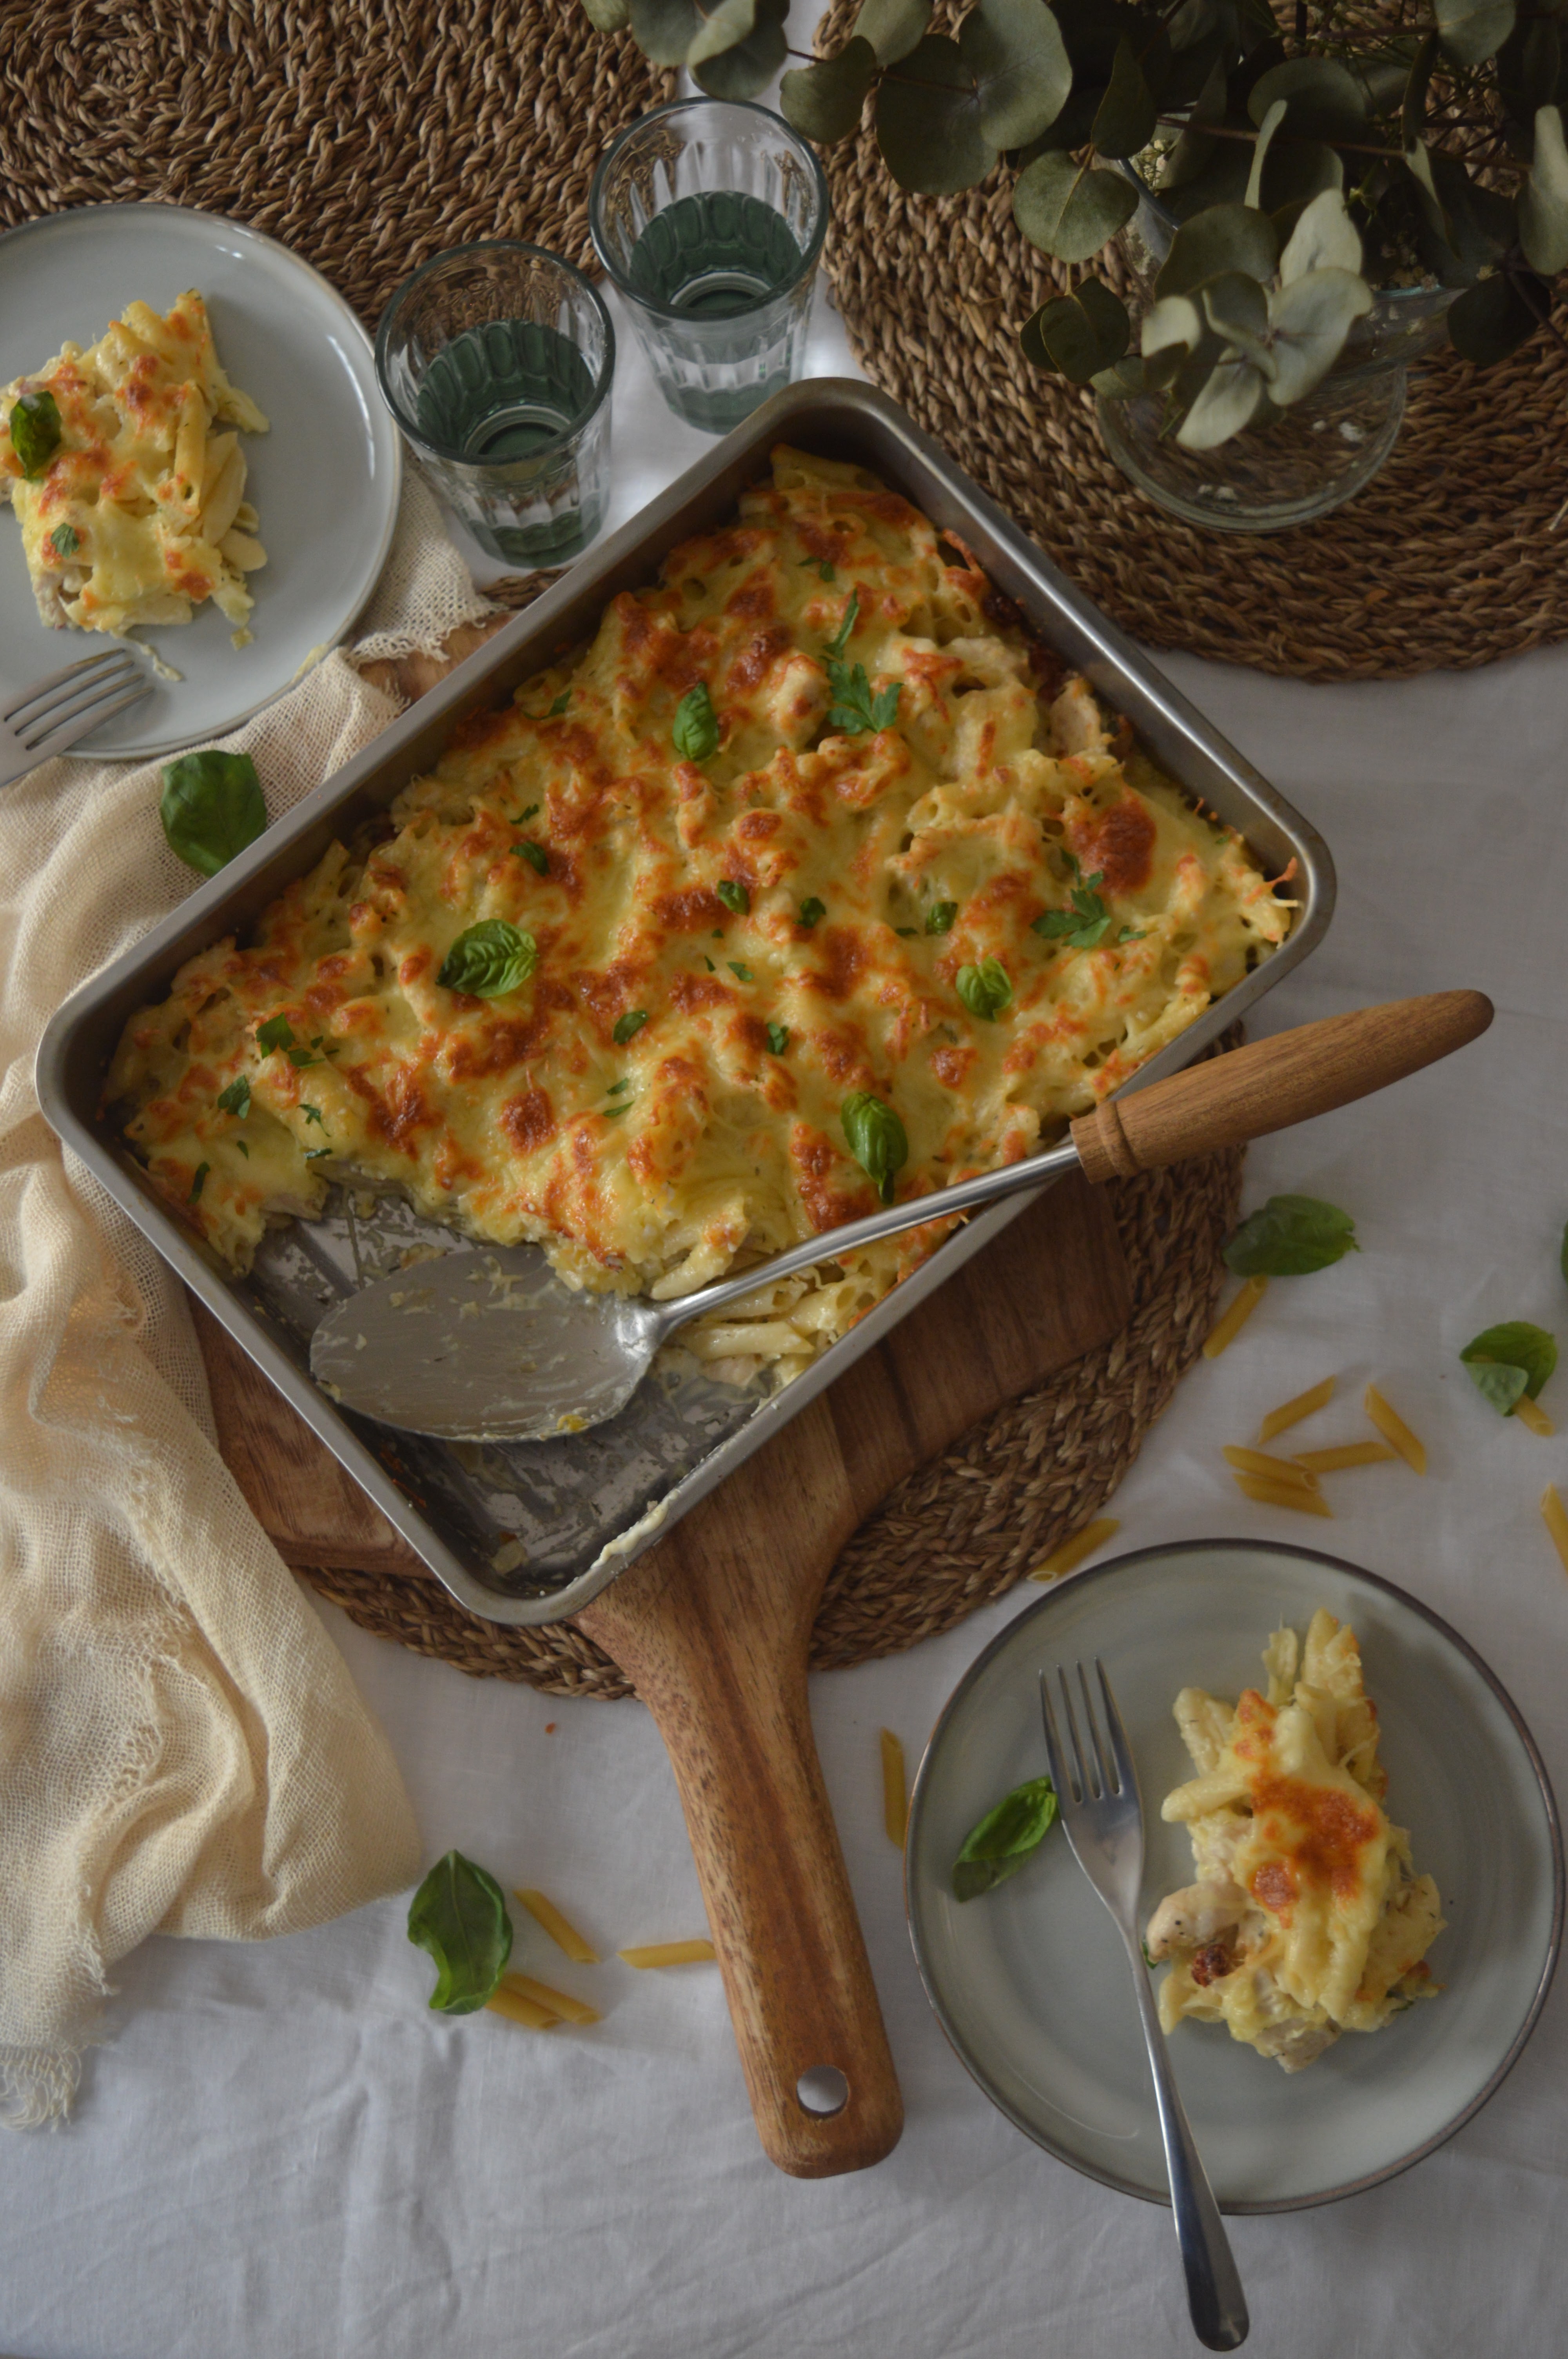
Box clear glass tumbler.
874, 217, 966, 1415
375, 240, 615, 565
589, 99, 829, 434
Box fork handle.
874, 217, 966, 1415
1120, 1929, 1250, 2351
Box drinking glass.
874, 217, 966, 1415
375, 241, 615, 565
589, 99, 829, 434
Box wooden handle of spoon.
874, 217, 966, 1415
1070, 989, 1492, 1184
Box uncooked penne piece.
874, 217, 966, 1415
880, 1729, 908, 1848
1258, 1376, 1335, 1442
1203, 1276, 1267, 1359
499, 1972, 600, 2026
618, 1940, 717, 1968
1542, 1485, 1568, 1576
1292, 1441, 1397, 1474
1222, 1444, 1319, 1489
1514, 1396, 1555, 1438
1231, 1472, 1332, 1516
1365, 1384, 1427, 1474
1032, 1516, 1121, 1581
513, 1888, 599, 1964
486, 1983, 558, 2031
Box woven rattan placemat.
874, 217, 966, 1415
815, 0, 1568, 685
1, 0, 673, 325
299, 1138, 1242, 1699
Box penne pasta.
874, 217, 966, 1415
1542, 1485, 1568, 1576
880, 1729, 908, 1848
1291, 1441, 1397, 1474
1223, 1444, 1319, 1489
1258, 1375, 1335, 1442
1514, 1395, 1554, 1437
1364, 1384, 1426, 1474
1203, 1276, 1267, 1359
1232, 1471, 1332, 1516
486, 1983, 558, 2030
1032, 1516, 1121, 1581
513, 1888, 599, 1964
498, 1972, 601, 2026
618, 1940, 717, 1968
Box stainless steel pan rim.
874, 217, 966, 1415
36, 378, 1334, 1627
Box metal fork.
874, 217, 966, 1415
1040, 1661, 1249, 2352
1, 648, 152, 785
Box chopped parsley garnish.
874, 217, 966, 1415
798, 896, 826, 928
547, 692, 570, 717
188, 1161, 210, 1203
766, 1023, 789, 1054
926, 901, 957, 935
608, 1078, 632, 1095
717, 880, 750, 916
236, 1140, 249, 1158
513, 840, 549, 875
286, 1048, 321, 1070
823, 593, 898, 736
613, 1010, 648, 1045
302, 1103, 325, 1127
602, 1102, 632, 1120
48, 522, 80, 559
895, 926, 918, 938
216, 1076, 251, 1120
826, 591, 859, 661
519, 803, 540, 821
728, 961, 753, 982
257, 1016, 295, 1055
304, 1147, 332, 1161
1033, 859, 1113, 951
702, 955, 716, 971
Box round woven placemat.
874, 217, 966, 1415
0, 1, 673, 326
299, 1129, 1242, 1699
815, 0, 1568, 684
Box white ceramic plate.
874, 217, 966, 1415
0, 203, 401, 758
906, 1541, 1561, 2212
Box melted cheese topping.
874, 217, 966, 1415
1153, 1611, 1444, 2072
0, 291, 268, 643
105, 448, 1291, 1386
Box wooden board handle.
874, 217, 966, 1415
1070, 989, 1493, 1183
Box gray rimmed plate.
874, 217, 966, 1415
906, 1540, 1562, 2212
0, 203, 401, 758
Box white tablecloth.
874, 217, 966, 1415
5, 265, 1565, 2359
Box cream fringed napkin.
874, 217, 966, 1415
0, 474, 495, 2126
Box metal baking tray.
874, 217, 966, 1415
37, 378, 1333, 1627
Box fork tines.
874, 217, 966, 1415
4, 648, 151, 754
1038, 1658, 1133, 1805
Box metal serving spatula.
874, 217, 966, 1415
309, 990, 1490, 1443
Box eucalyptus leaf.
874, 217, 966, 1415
1279, 186, 1364, 283
684, 0, 753, 68
959, 0, 1072, 151
952, 1776, 1058, 1901
1090, 35, 1158, 160
1176, 356, 1266, 446
1161, 49, 1227, 192
1016, 79, 1103, 160
1248, 55, 1367, 143
1141, 290, 1205, 360
1021, 280, 1130, 380
1448, 267, 1545, 360
1402, 28, 1439, 152
1435, 0, 1517, 70
1521, 105, 1568, 274
781, 38, 878, 142
1155, 202, 1279, 298
1013, 151, 1136, 263
1201, 268, 1272, 362
628, 0, 707, 67
1499, 17, 1563, 118
694, 0, 788, 98
1245, 96, 1287, 209
1261, 136, 1344, 214
407, 1850, 514, 2014
579, 0, 631, 27
1265, 267, 1374, 403
875, 35, 994, 196
854, 0, 931, 67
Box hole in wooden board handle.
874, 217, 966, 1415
797, 2066, 850, 2117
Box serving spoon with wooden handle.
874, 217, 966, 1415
312, 989, 1492, 1442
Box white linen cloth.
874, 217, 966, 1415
0, 473, 494, 2126
2, 281, 1565, 2358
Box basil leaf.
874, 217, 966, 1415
1461, 1321, 1558, 1414
613, 1009, 648, 1045
728, 960, 753, 981
407, 1849, 513, 2015
953, 1776, 1058, 1901
841, 1091, 907, 1205
1223, 1194, 1359, 1277
437, 920, 537, 998
717, 879, 750, 915
926, 900, 958, 934
826, 589, 860, 660
216, 1076, 250, 1119
548, 691, 571, 716
160, 751, 268, 878
799, 896, 826, 927
956, 957, 1013, 1021
257, 1015, 294, 1055
673, 683, 720, 761
9, 389, 61, 478
513, 840, 548, 875
48, 522, 80, 559
766, 1022, 789, 1054
188, 1161, 210, 1204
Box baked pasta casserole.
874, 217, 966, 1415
105, 447, 1291, 1387
1147, 1611, 1444, 2072
0, 291, 268, 645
